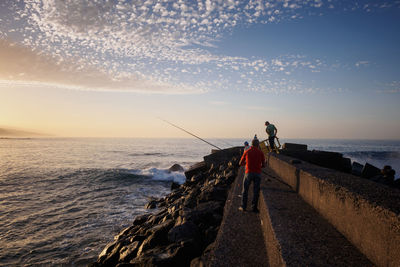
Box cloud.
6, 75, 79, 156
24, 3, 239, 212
376, 81, 400, 94
355, 61, 369, 67
2, 0, 397, 94
0, 40, 205, 94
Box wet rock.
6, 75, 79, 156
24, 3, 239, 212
145, 199, 157, 209
197, 185, 227, 203
99, 241, 124, 266
132, 213, 151, 226
114, 225, 135, 241
224, 170, 237, 184
190, 256, 206, 267
168, 221, 200, 243
183, 188, 200, 208
169, 163, 184, 172
171, 181, 180, 190
168, 239, 202, 266
185, 161, 206, 179
119, 241, 140, 262
191, 173, 205, 183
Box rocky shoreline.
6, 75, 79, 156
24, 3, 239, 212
90, 147, 242, 267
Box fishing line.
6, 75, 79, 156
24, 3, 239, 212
158, 118, 222, 150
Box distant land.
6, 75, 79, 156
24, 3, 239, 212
0, 127, 44, 137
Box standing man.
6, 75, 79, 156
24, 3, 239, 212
265, 121, 277, 150
239, 138, 266, 212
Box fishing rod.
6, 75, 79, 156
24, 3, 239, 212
159, 118, 222, 150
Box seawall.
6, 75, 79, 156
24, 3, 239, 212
266, 153, 400, 266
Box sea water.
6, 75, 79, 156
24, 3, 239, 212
0, 138, 399, 266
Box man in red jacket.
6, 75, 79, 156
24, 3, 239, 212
239, 138, 266, 212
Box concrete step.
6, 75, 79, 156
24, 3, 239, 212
259, 168, 374, 266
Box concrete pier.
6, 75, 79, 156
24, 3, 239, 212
210, 152, 400, 266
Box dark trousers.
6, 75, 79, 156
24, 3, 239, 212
268, 136, 275, 149
241, 173, 261, 210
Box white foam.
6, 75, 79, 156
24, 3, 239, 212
134, 168, 186, 184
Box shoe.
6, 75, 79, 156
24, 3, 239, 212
238, 207, 246, 212
252, 208, 259, 213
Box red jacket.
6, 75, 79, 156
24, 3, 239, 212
240, 146, 265, 174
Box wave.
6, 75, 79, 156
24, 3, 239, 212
343, 151, 400, 179
55, 167, 185, 185
343, 151, 400, 161
128, 152, 168, 157
129, 168, 186, 184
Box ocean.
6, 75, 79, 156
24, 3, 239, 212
0, 138, 399, 266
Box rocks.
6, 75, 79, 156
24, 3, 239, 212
171, 181, 180, 190
169, 163, 184, 172
168, 221, 200, 243
145, 198, 158, 209
92, 150, 240, 267
185, 161, 207, 179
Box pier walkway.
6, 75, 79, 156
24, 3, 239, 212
210, 164, 374, 266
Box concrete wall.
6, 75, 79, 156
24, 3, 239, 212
267, 154, 400, 267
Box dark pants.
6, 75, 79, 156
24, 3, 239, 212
268, 136, 275, 149
241, 173, 261, 210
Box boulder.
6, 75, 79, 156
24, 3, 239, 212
168, 239, 202, 266
99, 241, 124, 266
185, 161, 207, 179
145, 199, 157, 209
132, 214, 151, 226
119, 241, 140, 262
171, 181, 180, 190
168, 221, 200, 243
169, 164, 184, 172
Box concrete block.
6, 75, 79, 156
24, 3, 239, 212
341, 157, 352, 173
361, 163, 381, 179
203, 147, 242, 167
282, 143, 308, 151
352, 161, 364, 176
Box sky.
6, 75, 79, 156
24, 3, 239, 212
0, 0, 399, 139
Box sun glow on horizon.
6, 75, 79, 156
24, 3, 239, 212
1, 0, 399, 139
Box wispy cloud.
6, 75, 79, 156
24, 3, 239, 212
355, 61, 369, 67
376, 81, 400, 94
1, 0, 397, 94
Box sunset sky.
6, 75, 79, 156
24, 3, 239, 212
1, 0, 399, 139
